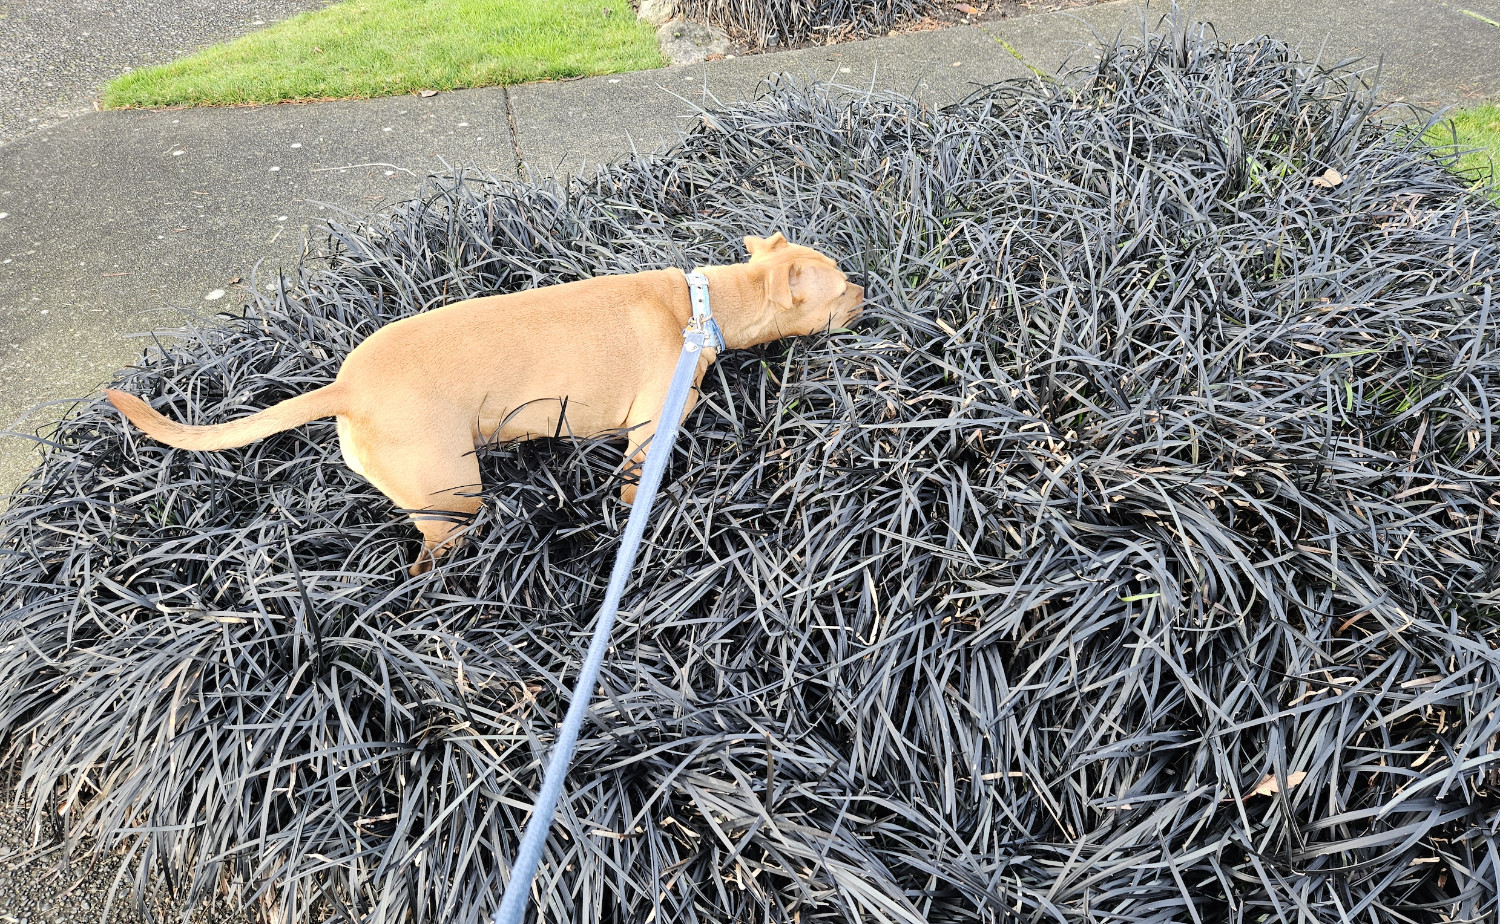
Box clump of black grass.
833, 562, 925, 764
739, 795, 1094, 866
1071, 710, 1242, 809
675, 0, 939, 47
5, 17, 1500, 924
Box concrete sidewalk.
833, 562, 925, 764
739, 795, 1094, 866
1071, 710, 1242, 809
509, 0, 1500, 178
1, 0, 1496, 496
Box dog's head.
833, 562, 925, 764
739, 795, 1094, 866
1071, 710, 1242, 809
739, 232, 864, 343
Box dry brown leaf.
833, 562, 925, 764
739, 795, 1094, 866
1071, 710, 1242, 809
418, 89, 439, 98
1312, 168, 1344, 188
1249, 770, 1307, 798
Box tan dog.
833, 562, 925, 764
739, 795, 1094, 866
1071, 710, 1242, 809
106, 233, 864, 574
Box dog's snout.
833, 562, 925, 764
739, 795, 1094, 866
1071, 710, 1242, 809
843, 284, 866, 324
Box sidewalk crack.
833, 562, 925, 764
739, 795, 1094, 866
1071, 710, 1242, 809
502, 86, 529, 182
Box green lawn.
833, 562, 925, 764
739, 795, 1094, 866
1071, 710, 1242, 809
1429, 103, 1500, 198
101, 0, 663, 108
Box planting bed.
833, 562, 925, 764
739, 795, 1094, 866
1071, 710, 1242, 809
3, 19, 1500, 924
671, 0, 1099, 50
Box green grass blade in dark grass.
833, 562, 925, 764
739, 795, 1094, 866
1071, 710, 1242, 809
4, 16, 1500, 924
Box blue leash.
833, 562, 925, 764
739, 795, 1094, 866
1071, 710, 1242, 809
492, 273, 717, 924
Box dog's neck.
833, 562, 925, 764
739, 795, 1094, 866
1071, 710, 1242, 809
688, 264, 779, 350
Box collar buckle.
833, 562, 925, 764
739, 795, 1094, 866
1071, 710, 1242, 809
684, 270, 725, 353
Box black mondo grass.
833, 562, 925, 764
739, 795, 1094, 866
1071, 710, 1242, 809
4, 18, 1500, 924
675, 0, 940, 48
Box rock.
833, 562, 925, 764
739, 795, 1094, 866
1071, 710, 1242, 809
656, 18, 731, 66
636, 0, 679, 27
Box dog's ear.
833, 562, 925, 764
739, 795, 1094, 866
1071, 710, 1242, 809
766, 260, 800, 310
744, 232, 790, 257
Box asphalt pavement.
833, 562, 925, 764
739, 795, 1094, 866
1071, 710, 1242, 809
0, 0, 332, 146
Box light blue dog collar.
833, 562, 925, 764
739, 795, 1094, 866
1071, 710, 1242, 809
684, 270, 726, 353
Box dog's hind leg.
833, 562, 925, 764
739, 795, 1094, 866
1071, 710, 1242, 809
355, 431, 483, 576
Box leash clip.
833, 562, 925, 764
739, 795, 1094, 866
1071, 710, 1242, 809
684, 270, 725, 353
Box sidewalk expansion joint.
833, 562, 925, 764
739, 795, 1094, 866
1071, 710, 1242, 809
502, 86, 529, 182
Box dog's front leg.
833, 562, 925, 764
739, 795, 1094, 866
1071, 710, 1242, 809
619, 352, 711, 503
619, 417, 657, 505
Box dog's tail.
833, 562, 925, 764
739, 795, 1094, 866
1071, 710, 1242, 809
105, 383, 347, 452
